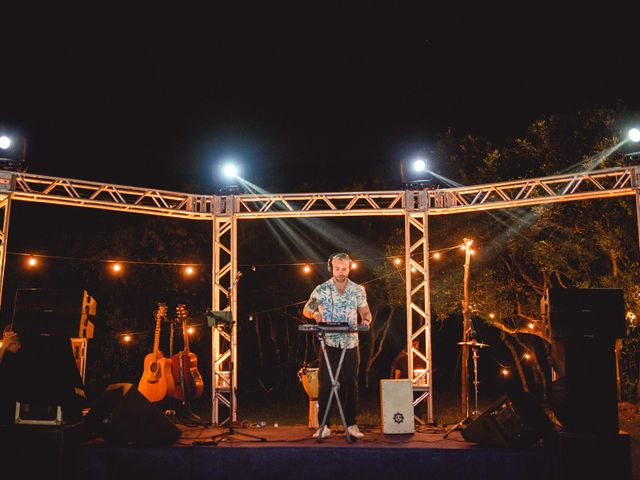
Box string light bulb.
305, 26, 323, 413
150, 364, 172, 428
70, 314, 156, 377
184, 266, 195, 276
112, 263, 122, 273
501, 368, 509, 377
523, 353, 531, 360
351, 262, 358, 270
394, 258, 402, 265
489, 313, 495, 319
123, 334, 132, 343
527, 322, 535, 330
433, 252, 441, 259
303, 265, 311, 274
187, 326, 195, 335
27, 256, 38, 267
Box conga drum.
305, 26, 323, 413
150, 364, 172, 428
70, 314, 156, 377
299, 367, 319, 428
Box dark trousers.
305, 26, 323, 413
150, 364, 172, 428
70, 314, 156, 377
318, 345, 359, 427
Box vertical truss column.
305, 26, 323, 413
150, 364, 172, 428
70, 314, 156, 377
404, 190, 433, 424
635, 168, 640, 255
0, 194, 12, 309
211, 197, 238, 425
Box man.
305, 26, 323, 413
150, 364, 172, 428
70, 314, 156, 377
303, 252, 372, 439
0, 325, 22, 423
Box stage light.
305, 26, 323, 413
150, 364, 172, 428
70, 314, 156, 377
216, 160, 245, 195
0, 131, 27, 172
523, 353, 531, 360
26, 256, 37, 267
489, 313, 495, 319
412, 158, 427, 172
400, 153, 434, 189
112, 263, 122, 273
187, 326, 195, 335
628, 128, 640, 143
184, 266, 195, 276
411, 267, 416, 273
351, 262, 358, 270
123, 334, 132, 343
433, 252, 441, 259
394, 258, 402, 265
303, 265, 311, 274
527, 322, 535, 330
222, 163, 239, 178
501, 368, 509, 377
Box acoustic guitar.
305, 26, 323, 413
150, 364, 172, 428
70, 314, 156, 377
171, 304, 204, 401
138, 303, 175, 402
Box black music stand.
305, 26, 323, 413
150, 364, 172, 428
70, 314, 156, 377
197, 274, 266, 446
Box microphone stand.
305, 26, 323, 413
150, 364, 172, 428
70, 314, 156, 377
200, 272, 266, 445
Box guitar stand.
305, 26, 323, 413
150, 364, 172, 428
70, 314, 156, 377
315, 331, 354, 443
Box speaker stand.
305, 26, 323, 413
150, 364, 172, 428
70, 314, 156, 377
444, 341, 487, 439
196, 422, 267, 446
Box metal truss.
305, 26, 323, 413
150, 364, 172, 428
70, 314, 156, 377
1, 165, 639, 426
428, 166, 638, 214
404, 192, 434, 423
211, 214, 238, 425
1, 171, 213, 219
0, 193, 11, 306
235, 190, 405, 218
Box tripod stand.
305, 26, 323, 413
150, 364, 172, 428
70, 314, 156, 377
200, 272, 266, 446
443, 339, 489, 439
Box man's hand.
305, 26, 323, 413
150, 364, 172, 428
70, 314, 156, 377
1, 329, 20, 353
313, 305, 325, 323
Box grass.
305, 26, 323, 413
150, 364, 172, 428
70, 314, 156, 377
191, 388, 494, 428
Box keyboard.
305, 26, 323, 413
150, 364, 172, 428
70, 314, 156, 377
298, 322, 369, 333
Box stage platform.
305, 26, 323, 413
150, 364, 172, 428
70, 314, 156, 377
72, 424, 554, 480
5, 422, 632, 480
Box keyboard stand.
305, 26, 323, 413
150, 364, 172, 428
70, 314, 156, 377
315, 329, 353, 443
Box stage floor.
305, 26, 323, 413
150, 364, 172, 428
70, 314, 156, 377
72, 423, 556, 480
6, 422, 630, 479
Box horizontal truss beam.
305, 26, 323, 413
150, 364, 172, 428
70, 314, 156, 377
1, 166, 637, 219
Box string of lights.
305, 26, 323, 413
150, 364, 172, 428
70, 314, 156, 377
9, 239, 528, 379
8, 241, 477, 272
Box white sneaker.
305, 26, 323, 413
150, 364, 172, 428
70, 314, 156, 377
313, 426, 331, 439
347, 424, 364, 439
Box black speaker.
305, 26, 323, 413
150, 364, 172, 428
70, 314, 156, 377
547, 288, 625, 437
548, 288, 625, 339
12, 288, 96, 338
84, 383, 180, 445
461, 391, 553, 448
